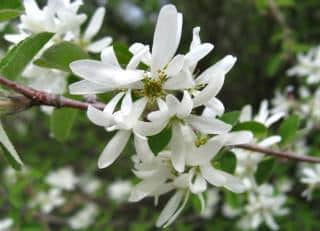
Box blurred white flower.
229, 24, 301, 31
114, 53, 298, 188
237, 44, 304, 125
3, 166, 29, 184
68, 203, 99, 230
300, 164, 320, 200
287, 45, 320, 84
118, 1, 144, 27
200, 189, 220, 219
222, 203, 241, 219
79, 176, 102, 195
107, 180, 132, 203
0, 218, 13, 231
46, 167, 79, 191
238, 184, 289, 231
30, 188, 65, 214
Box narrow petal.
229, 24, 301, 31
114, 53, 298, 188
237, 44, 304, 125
134, 135, 155, 163
121, 90, 133, 116
265, 112, 284, 127
166, 55, 185, 77
186, 115, 232, 134
86, 37, 112, 53
258, 135, 281, 147
69, 80, 113, 95
129, 180, 162, 202
177, 91, 193, 118
239, 105, 252, 122
134, 120, 168, 137
103, 92, 125, 114
129, 43, 151, 65
190, 27, 201, 50
193, 74, 225, 107
222, 131, 254, 146
170, 123, 187, 172
189, 171, 207, 194
151, 4, 181, 73
101, 46, 121, 68
98, 130, 131, 168
87, 105, 111, 127
164, 69, 195, 90
185, 43, 214, 67
196, 55, 237, 84
156, 190, 184, 227
83, 7, 105, 41
127, 46, 150, 70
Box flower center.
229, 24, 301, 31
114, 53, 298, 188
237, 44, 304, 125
142, 70, 166, 102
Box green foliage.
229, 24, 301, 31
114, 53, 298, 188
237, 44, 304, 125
0, 0, 22, 22
233, 121, 267, 138
50, 108, 78, 142
113, 42, 132, 67
279, 115, 300, 146
148, 126, 171, 154
34, 42, 90, 72
0, 121, 22, 170
219, 111, 240, 126
255, 158, 275, 185
0, 32, 53, 80
213, 150, 237, 174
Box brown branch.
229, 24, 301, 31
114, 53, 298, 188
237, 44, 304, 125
0, 75, 320, 164
0, 76, 105, 111
236, 144, 320, 163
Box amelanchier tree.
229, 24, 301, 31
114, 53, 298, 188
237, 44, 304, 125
1, 0, 320, 230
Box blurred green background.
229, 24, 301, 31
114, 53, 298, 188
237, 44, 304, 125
1, 0, 320, 230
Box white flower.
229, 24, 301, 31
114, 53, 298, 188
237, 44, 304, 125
3, 166, 29, 185
0, 218, 13, 231
46, 167, 79, 191
79, 176, 102, 195
222, 203, 241, 219
30, 188, 65, 214
271, 89, 294, 115
287, 45, 320, 84
238, 184, 289, 231
87, 90, 148, 168
300, 164, 320, 200
107, 180, 132, 203
68, 203, 98, 230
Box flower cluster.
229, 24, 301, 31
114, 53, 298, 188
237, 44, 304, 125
68, 4, 254, 226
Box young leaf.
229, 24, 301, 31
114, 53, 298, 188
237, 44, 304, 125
113, 42, 133, 66
0, 121, 23, 170
50, 108, 78, 142
279, 115, 300, 145
148, 127, 172, 154
34, 42, 90, 72
255, 158, 275, 185
219, 111, 240, 126
0, 32, 54, 80
233, 121, 267, 138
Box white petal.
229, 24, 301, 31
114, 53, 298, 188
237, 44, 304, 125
206, 97, 225, 116
83, 7, 105, 41
121, 90, 132, 116
239, 105, 252, 122
190, 27, 201, 50
170, 123, 187, 172
151, 4, 181, 73
185, 43, 214, 67
222, 131, 254, 146
134, 120, 168, 137
177, 91, 193, 118
101, 46, 121, 68
156, 190, 184, 227
255, 100, 269, 124
258, 135, 281, 147
103, 92, 125, 114
70, 60, 144, 86
196, 55, 237, 84
193, 74, 225, 107
127, 46, 149, 70
86, 37, 112, 53
87, 105, 111, 127
98, 130, 131, 168
129, 180, 161, 202
189, 171, 207, 194
69, 80, 113, 95
166, 55, 185, 77
134, 135, 155, 163
129, 43, 151, 65
186, 115, 232, 134
163, 69, 195, 90
265, 112, 284, 127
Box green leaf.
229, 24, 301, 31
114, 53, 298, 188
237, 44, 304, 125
219, 111, 240, 126
0, 121, 23, 170
0, 0, 22, 9
0, 32, 54, 80
233, 121, 267, 138
148, 127, 172, 154
279, 115, 300, 145
213, 151, 237, 174
34, 42, 90, 72
113, 42, 132, 66
0, 9, 22, 22
255, 158, 275, 185
50, 108, 78, 142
